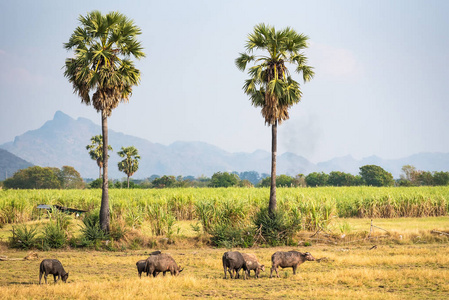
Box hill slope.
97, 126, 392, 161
1, 111, 448, 179
0, 149, 34, 181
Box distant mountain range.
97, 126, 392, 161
1, 111, 448, 179
0, 148, 33, 181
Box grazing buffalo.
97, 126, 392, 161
222, 251, 247, 279
39, 259, 69, 284
270, 251, 315, 278
241, 253, 265, 278
136, 260, 147, 278
145, 253, 183, 277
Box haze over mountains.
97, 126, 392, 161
1, 111, 448, 180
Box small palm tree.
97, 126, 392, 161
86, 135, 113, 179
117, 146, 140, 188
236, 23, 314, 214
64, 11, 145, 232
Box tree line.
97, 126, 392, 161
3, 164, 448, 189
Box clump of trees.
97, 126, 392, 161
398, 165, 449, 186
305, 165, 393, 187
3, 166, 84, 189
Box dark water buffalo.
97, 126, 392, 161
39, 259, 69, 284
241, 253, 265, 278
270, 251, 315, 278
136, 260, 147, 278
137, 251, 162, 278
145, 253, 183, 277
222, 251, 247, 279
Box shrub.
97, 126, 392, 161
253, 207, 301, 246
79, 212, 108, 246
145, 204, 176, 236
9, 224, 39, 249
209, 223, 254, 248
42, 222, 67, 249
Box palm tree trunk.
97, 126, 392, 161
127, 175, 130, 188
100, 111, 110, 233
99, 166, 101, 179
269, 120, 277, 214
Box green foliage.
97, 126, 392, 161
152, 175, 177, 188
86, 135, 113, 179
3, 165, 84, 190
1, 187, 449, 241
88, 178, 114, 189
253, 207, 301, 246
432, 171, 449, 186
360, 165, 394, 187
117, 146, 140, 188
209, 224, 255, 248
3, 166, 61, 189
42, 222, 67, 249
89, 178, 103, 189
305, 172, 329, 187
258, 175, 300, 187
80, 212, 108, 246
145, 204, 176, 237
9, 224, 39, 249
209, 172, 239, 187
400, 165, 449, 186
41, 208, 71, 249
64, 11, 145, 116
195, 198, 254, 247
328, 171, 361, 186
236, 23, 314, 125
59, 166, 85, 189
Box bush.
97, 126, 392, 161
197, 199, 253, 247
41, 208, 71, 249
146, 204, 176, 237
9, 224, 39, 249
79, 212, 108, 246
209, 223, 254, 248
42, 222, 67, 249
253, 207, 301, 246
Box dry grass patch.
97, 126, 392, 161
0, 244, 448, 299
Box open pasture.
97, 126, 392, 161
0, 243, 448, 299
0, 187, 449, 298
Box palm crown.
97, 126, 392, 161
235, 23, 314, 125
117, 146, 140, 177
86, 135, 113, 170
64, 11, 145, 117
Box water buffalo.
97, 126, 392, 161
241, 253, 265, 278
39, 259, 69, 284
270, 251, 315, 278
136, 260, 147, 278
222, 251, 247, 279
145, 253, 183, 277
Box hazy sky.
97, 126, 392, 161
1, 0, 448, 163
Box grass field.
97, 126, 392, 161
1, 187, 449, 298
0, 242, 448, 299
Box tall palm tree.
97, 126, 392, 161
117, 146, 140, 188
86, 135, 113, 179
64, 11, 145, 232
236, 23, 314, 214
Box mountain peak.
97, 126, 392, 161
53, 111, 72, 121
